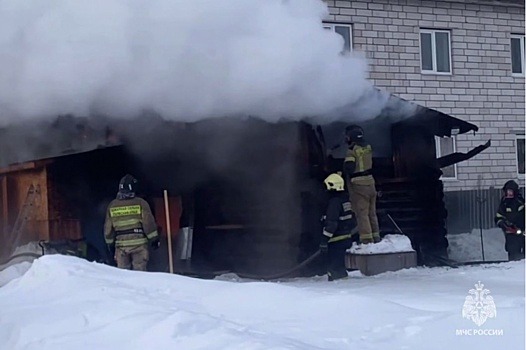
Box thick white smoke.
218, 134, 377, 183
0, 0, 381, 124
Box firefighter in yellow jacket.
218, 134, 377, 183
104, 174, 160, 271
343, 125, 380, 244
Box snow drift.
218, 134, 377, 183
447, 229, 508, 263
349, 234, 414, 254
0, 255, 524, 349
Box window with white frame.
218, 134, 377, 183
420, 29, 451, 74
516, 134, 525, 175
435, 136, 457, 179
510, 34, 525, 75
323, 23, 352, 52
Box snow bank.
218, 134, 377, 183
1, 255, 522, 349
447, 228, 508, 263
349, 234, 414, 254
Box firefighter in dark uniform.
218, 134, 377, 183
343, 125, 380, 244
104, 174, 160, 271
319, 173, 357, 281
494, 180, 525, 261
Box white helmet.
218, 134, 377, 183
324, 173, 345, 191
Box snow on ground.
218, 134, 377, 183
349, 234, 414, 254
0, 255, 524, 350
448, 228, 508, 263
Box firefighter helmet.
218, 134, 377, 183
345, 125, 364, 143
119, 174, 138, 193
324, 173, 345, 191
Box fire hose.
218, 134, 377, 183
229, 250, 322, 280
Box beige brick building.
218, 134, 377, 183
323, 0, 525, 192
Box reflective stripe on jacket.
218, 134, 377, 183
104, 196, 158, 247
344, 142, 374, 185
322, 192, 357, 242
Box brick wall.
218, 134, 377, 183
323, 0, 525, 191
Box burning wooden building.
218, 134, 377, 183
0, 97, 490, 276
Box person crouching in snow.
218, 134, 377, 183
319, 173, 357, 281
494, 180, 525, 261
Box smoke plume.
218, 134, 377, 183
0, 0, 384, 125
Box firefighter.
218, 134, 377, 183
343, 125, 380, 244
319, 173, 357, 281
104, 174, 160, 271
494, 180, 525, 261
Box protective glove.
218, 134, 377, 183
150, 237, 160, 250
319, 235, 330, 254
505, 225, 522, 235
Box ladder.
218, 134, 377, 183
10, 184, 40, 238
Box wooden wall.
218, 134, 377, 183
154, 196, 182, 241
0, 162, 51, 258
46, 167, 83, 241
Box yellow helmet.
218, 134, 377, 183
324, 173, 345, 191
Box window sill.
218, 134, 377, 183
511, 73, 525, 78
421, 71, 453, 76
440, 177, 458, 181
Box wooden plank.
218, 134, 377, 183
154, 196, 182, 239
1, 176, 7, 229
40, 167, 50, 241
0, 159, 53, 176
0, 176, 8, 259
44, 164, 82, 241
0, 162, 37, 175
9, 168, 50, 244
50, 219, 81, 241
